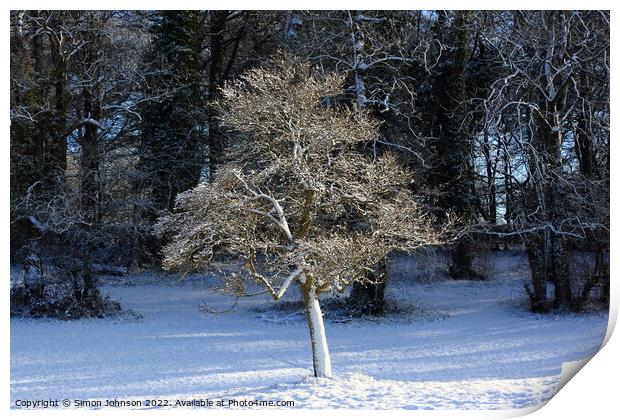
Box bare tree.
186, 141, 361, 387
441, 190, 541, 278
286, 11, 439, 312
156, 57, 447, 377
10, 10, 152, 314
471, 11, 610, 311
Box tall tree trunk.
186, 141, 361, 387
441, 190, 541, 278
346, 13, 389, 308
542, 94, 571, 310
10, 11, 36, 203
207, 11, 228, 178
78, 85, 102, 303
301, 282, 332, 378
45, 16, 69, 193
429, 11, 477, 279
450, 12, 476, 279
77, 20, 104, 303
540, 12, 572, 311
31, 26, 46, 191
80, 88, 102, 224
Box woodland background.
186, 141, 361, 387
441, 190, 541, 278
9, 11, 610, 318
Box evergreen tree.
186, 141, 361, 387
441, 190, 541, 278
425, 11, 479, 279
137, 11, 207, 216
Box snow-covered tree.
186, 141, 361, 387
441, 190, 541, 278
472, 11, 610, 311
156, 57, 447, 377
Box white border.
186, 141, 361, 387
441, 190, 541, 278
3, 2, 617, 420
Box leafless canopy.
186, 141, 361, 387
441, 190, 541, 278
157, 57, 448, 299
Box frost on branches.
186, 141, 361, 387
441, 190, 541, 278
156, 57, 447, 378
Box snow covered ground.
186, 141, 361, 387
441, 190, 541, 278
10, 256, 608, 410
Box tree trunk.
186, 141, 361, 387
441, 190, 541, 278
600, 247, 610, 304
576, 74, 596, 178
482, 130, 497, 224
207, 11, 228, 177
349, 259, 387, 316
502, 145, 513, 224
346, 18, 391, 310
302, 283, 332, 378
449, 239, 481, 279
46, 16, 69, 193
31, 25, 46, 190
550, 230, 571, 310
575, 247, 605, 310
544, 117, 572, 310
10, 11, 36, 202
80, 88, 102, 223
81, 254, 99, 305
525, 232, 548, 312
537, 15, 572, 311
429, 11, 477, 279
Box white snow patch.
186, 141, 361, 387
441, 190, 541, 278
11, 266, 607, 409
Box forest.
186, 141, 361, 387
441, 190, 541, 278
10, 10, 610, 409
